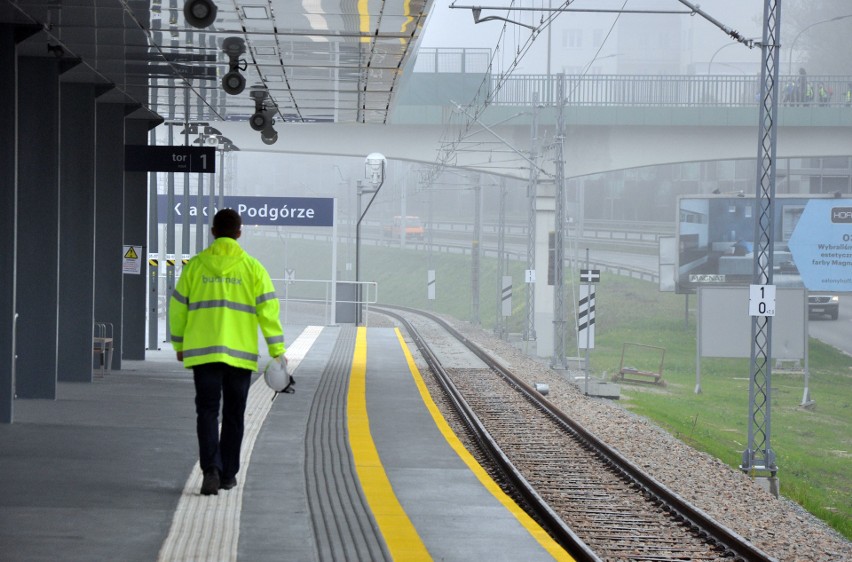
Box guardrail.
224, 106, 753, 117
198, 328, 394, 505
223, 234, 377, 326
431, 220, 670, 247
409, 48, 852, 108
251, 225, 661, 277
491, 74, 852, 108
250, 229, 659, 285
571, 258, 658, 284
153, 231, 657, 331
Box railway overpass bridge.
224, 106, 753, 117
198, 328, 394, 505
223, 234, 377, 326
212, 73, 852, 181
211, 72, 852, 359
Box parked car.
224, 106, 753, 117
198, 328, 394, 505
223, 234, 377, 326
808, 294, 840, 320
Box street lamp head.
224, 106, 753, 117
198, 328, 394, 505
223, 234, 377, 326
365, 153, 386, 186
788, 14, 852, 75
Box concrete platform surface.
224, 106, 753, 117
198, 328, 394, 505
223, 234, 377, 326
0, 325, 571, 561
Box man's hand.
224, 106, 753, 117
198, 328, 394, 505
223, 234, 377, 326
176, 351, 183, 362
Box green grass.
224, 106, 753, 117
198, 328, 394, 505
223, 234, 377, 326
591, 275, 852, 539
246, 234, 852, 540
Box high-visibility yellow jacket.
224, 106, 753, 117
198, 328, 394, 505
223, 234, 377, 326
169, 237, 285, 371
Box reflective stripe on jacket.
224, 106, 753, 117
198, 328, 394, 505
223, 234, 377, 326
169, 237, 285, 371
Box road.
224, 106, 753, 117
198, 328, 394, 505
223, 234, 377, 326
808, 303, 852, 356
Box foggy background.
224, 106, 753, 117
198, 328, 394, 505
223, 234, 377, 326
155, 0, 852, 261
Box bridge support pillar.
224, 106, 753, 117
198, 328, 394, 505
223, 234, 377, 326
533, 184, 556, 359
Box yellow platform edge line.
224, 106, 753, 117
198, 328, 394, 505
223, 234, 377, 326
358, 0, 371, 43
393, 327, 576, 562
399, 0, 413, 45
347, 327, 431, 560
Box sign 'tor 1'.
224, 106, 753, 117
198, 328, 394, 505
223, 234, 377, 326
124, 145, 216, 173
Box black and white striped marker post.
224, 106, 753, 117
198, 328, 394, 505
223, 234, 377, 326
579, 253, 600, 395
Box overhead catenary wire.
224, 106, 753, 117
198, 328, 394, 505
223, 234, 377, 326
675, 0, 758, 48
431, 0, 627, 186
425, 0, 578, 188
430, 0, 631, 186
427, 0, 760, 190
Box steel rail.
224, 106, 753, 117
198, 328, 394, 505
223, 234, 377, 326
378, 304, 776, 562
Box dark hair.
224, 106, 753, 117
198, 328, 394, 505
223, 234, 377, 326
212, 208, 242, 239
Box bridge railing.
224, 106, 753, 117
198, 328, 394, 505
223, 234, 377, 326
488, 74, 852, 107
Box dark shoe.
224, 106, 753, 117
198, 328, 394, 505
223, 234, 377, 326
201, 470, 220, 496
219, 476, 237, 490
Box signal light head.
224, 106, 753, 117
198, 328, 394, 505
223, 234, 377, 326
184, 0, 217, 28
222, 71, 246, 95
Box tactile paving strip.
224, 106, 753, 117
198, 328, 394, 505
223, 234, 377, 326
304, 325, 390, 562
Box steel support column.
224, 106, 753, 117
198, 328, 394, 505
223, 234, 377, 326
742, 0, 781, 477
181, 88, 191, 269
165, 124, 176, 343
16, 57, 61, 399
123, 118, 151, 360
551, 75, 567, 369
471, 176, 482, 326
496, 177, 507, 339
93, 101, 127, 371
524, 93, 540, 345
1, 25, 40, 421
58, 82, 98, 381
147, 127, 160, 351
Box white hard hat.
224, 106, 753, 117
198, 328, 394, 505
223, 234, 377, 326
263, 356, 293, 393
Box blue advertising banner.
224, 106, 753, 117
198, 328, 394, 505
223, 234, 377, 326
788, 199, 852, 292
156, 195, 334, 227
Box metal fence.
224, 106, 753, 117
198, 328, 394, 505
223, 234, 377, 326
488, 74, 852, 107
270, 278, 378, 326
411, 49, 851, 107
413, 48, 492, 74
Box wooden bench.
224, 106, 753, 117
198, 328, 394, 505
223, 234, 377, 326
616, 366, 663, 384
615, 343, 666, 385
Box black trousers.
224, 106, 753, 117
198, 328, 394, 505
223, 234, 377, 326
193, 362, 252, 479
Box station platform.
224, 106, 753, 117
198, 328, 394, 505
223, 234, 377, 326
0, 325, 572, 561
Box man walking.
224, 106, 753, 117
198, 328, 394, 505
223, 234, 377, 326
169, 208, 285, 495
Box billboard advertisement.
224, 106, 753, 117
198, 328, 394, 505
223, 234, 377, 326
675, 195, 849, 294
788, 199, 852, 292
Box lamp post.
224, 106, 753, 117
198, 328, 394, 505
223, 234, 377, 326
708, 42, 738, 75
355, 153, 387, 325
788, 14, 852, 75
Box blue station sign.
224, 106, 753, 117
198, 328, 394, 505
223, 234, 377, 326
788, 199, 852, 292
156, 195, 334, 227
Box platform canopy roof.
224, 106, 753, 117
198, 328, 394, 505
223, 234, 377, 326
3, 0, 432, 129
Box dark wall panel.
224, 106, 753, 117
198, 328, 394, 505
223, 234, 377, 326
58, 82, 97, 382
94, 102, 126, 371
16, 57, 60, 399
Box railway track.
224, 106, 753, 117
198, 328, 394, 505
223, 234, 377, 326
375, 305, 776, 562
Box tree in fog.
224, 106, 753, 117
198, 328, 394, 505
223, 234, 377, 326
784, 0, 852, 75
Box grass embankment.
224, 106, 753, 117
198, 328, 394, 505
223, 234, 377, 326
592, 276, 852, 540
247, 235, 852, 540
